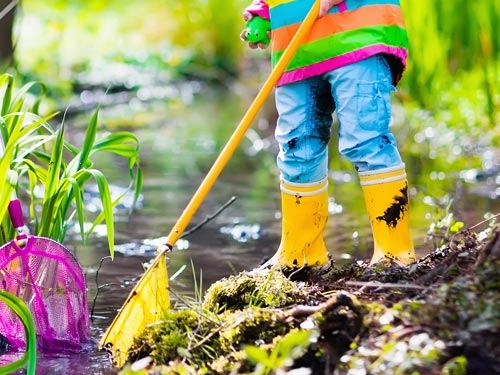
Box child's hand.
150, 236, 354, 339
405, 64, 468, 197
240, 11, 271, 50
319, 0, 345, 17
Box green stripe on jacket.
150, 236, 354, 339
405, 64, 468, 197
272, 25, 408, 69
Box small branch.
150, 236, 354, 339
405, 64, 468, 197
286, 292, 360, 319
345, 281, 425, 290
0, 0, 18, 22
90, 255, 113, 321
180, 196, 237, 238
469, 212, 500, 231
475, 226, 500, 266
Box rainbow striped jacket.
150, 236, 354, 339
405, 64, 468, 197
245, 0, 409, 86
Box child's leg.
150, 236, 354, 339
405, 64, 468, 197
326, 54, 416, 265
274, 77, 334, 183
266, 77, 335, 269
326, 54, 402, 171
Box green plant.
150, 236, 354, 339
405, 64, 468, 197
244, 329, 316, 375
0, 73, 142, 257
0, 74, 52, 234
0, 290, 37, 375
425, 196, 464, 247
442, 356, 467, 375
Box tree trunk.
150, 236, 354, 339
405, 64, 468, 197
0, 0, 17, 67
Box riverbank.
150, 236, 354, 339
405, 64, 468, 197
116, 218, 500, 374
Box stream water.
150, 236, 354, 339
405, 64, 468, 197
9, 82, 500, 374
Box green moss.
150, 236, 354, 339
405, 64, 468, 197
203, 270, 312, 311
217, 308, 290, 353
208, 351, 248, 374
128, 309, 203, 364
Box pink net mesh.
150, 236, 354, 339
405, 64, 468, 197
0, 236, 90, 352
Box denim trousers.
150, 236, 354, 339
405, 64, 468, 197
275, 54, 404, 183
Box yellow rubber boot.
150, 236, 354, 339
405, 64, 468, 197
359, 165, 416, 265
273, 178, 330, 269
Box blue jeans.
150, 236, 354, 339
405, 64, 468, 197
275, 54, 403, 183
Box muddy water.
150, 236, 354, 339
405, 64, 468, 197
23, 88, 500, 374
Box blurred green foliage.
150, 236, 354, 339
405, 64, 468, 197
401, 0, 499, 118
11, 0, 498, 113
14, 0, 248, 88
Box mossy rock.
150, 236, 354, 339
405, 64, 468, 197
202, 270, 320, 311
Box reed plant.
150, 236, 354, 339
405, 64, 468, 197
0, 73, 142, 258
401, 0, 500, 123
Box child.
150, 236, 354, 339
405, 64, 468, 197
241, 0, 416, 269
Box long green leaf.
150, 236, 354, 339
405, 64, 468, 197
11, 81, 48, 115
90, 131, 141, 194
0, 74, 13, 116
40, 124, 66, 236
64, 177, 86, 243
1, 74, 142, 259
0, 291, 37, 375
133, 167, 144, 211
77, 108, 99, 171
78, 168, 115, 258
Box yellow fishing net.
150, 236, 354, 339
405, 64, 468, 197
99, 253, 170, 368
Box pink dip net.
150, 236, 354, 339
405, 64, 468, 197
0, 235, 90, 352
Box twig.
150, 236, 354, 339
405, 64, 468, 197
345, 281, 425, 290
180, 196, 237, 238
469, 212, 500, 230
286, 292, 360, 319
475, 226, 500, 266
90, 255, 113, 321
0, 0, 18, 22
186, 321, 226, 353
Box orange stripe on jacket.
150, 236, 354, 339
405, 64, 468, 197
272, 4, 405, 53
